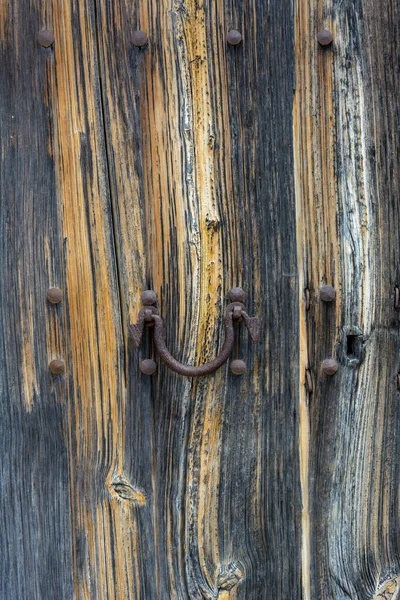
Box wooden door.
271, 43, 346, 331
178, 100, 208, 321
1, 1, 399, 598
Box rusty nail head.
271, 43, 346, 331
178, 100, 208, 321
132, 30, 148, 47
229, 287, 246, 303
231, 359, 246, 375
305, 288, 311, 311
317, 29, 333, 46
320, 284, 336, 302
227, 30, 242, 46
49, 359, 65, 374
305, 369, 313, 393
141, 290, 157, 306
47, 287, 63, 304
322, 358, 339, 376
140, 359, 157, 375
38, 30, 55, 47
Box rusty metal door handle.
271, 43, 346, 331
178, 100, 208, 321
129, 288, 260, 377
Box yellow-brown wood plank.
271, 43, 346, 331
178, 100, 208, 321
95, 0, 300, 598
49, 0, 137, 597
295, 0, 400, 597
0, 0, 136, 598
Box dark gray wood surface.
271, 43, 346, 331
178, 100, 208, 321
295, 0, 400, 598
2, 0, 399, 598
0, 4, 74, 598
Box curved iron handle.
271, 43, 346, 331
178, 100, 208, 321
130, 288, 260, 377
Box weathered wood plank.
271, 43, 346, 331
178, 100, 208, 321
0, 3, 74, 598
1, 0, 134, 598
48, 1, 133, 598
295, 0, 400, 597
96, 0, 300, 597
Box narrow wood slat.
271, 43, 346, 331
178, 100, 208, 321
295, 0, 400, 597
0, 2, 74, 598
1, 0, 131, 598
48, 0, 132, 597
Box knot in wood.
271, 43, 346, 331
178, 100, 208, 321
217, 562, 244, 591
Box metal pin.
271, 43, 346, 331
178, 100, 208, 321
229, 287, 246, 303
305, 288, 310, 311
47, 287, 63, 304
141, 290, 157, 305
321, 358, 339, 375
140, 359, 157, 375
317, 29, 333, 46
305, 369, 313, 393
132, 30, 148, 47
231, 359, 246, 375
227, 30, 242, 46
320, 285, 336, 302
49, 359, 65, 374
38, 30, 55, 48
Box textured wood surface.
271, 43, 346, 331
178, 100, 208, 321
0, 0, 124, 598
95, 0, 299, 598
1, 0, 400, 598
295, 0, 400, 598
0, 4, 74, 597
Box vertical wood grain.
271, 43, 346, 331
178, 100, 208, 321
49, 0, 133, 597
11, 0, 400, 596
0, 2, 74, 597
1, 0, 135, 598
96, 0, 300, 598
295, 0, 400, 597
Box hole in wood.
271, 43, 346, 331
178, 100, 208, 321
340, 328, 364, 366
346, 334, 357, 357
